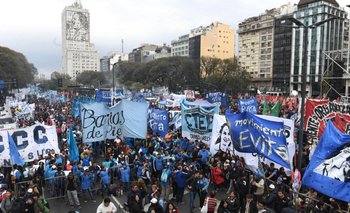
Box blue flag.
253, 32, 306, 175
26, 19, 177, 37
68, 127, 79, 161
238, 98, 258, 114
226, 112, 290, 168
302, 121, 350, 203
7, 132, 24, 166
149, 109, 168, 137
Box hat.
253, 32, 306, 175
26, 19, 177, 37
225, 159, 230, 163
231, 160, 236, 164
51, 165, 57, 169
269, 184, 275, 190
277, 177, 283, 182
150, 198, 158, 204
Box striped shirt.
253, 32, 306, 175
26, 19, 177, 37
207, 197, 217, 212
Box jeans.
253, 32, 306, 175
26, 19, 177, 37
101, 183, 109, 197
176, 186, 185, 203
67, 190, 80, 207
81, 188, 94, 201
161, 184, 171, 202
189, 191, 197, 212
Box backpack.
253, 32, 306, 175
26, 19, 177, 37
41, 198, 50, 213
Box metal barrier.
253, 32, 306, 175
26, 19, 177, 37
43, 175, 66, 200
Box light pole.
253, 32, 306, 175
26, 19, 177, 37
288, 16, 337, 170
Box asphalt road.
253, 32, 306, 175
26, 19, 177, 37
47, 188, 226, 213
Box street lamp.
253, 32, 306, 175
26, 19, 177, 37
288, 16, 337, 170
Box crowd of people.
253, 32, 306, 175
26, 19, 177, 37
0, 92, 348, 213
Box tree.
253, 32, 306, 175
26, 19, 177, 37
116, 57, 199, 92
76, 71, 106, 88
201, 57, 251, 94
0, 46, 37, 88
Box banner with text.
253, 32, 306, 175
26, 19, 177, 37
305, 99, 350, 143
238, 98, 258, 114
95, 89, 124, 103
0, 124, 59, 166
149, 109, 168, 137
227, 112, 290, 168
181, 103, 218, 144
81, 100, 148, 142
206, 92, 228, 107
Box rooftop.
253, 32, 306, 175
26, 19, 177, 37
298, 0, 339, 8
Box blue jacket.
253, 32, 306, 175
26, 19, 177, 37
154, 157, 163, 171
174, 171, 187, 188
100, 170, 110, 185
80, 173, 92, 190
198, 149, 210, 163
120, 167, 130, 183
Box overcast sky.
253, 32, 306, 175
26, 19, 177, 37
0, 0, 349, 76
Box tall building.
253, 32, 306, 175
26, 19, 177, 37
189, 22, 235, 60
290, 0, 348, 96
238, 3, 296, 91
100, 56, 109, 72
171, 34, 189, 57
62, 0, 100, 79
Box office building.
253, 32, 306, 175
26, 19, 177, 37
62, 0, 100, 79
290, 0, 348, 96
171, 34, 189, 57
238, 3, 296, 91
189, 22, 235, 60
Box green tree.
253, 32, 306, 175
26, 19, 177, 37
201, 57, 251, 94
0, 46, 37, 88
76, 71, 106, 88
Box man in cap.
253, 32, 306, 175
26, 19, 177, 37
264, 184, 277, 210
80, 169, 96, 203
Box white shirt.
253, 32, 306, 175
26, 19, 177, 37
96, 202, 117, 213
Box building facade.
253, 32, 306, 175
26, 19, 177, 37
128, 44, 170, 63
62, 1, 100, 79
290, 0, 348, 96
189, 22, 235, 60
238, 3, 296, 91
171, 34, 189, 57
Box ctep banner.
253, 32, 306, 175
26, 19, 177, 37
305, 99, 350, 143
0, 124, 59, 166
181, 103, 219, 144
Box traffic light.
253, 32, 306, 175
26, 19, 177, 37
57, 78, 63, 87
12, 78, 17, 88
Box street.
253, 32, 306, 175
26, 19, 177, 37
48, 188, 227, 213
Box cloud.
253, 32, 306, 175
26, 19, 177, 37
0, 0, 348, 75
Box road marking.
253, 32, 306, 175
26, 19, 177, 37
111, 195, 126, 212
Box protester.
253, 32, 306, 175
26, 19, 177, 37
0, 88, 349, 213
96, 197, 117, 213
217, 199, 230, 213
205, 191, 218, 213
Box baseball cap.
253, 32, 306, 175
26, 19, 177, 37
277, 177, 283, 182
269, 184, 275, 189
151, 198, 158, 204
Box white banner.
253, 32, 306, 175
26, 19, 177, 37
0, 124, 59, 166
210, 114, 234, 155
